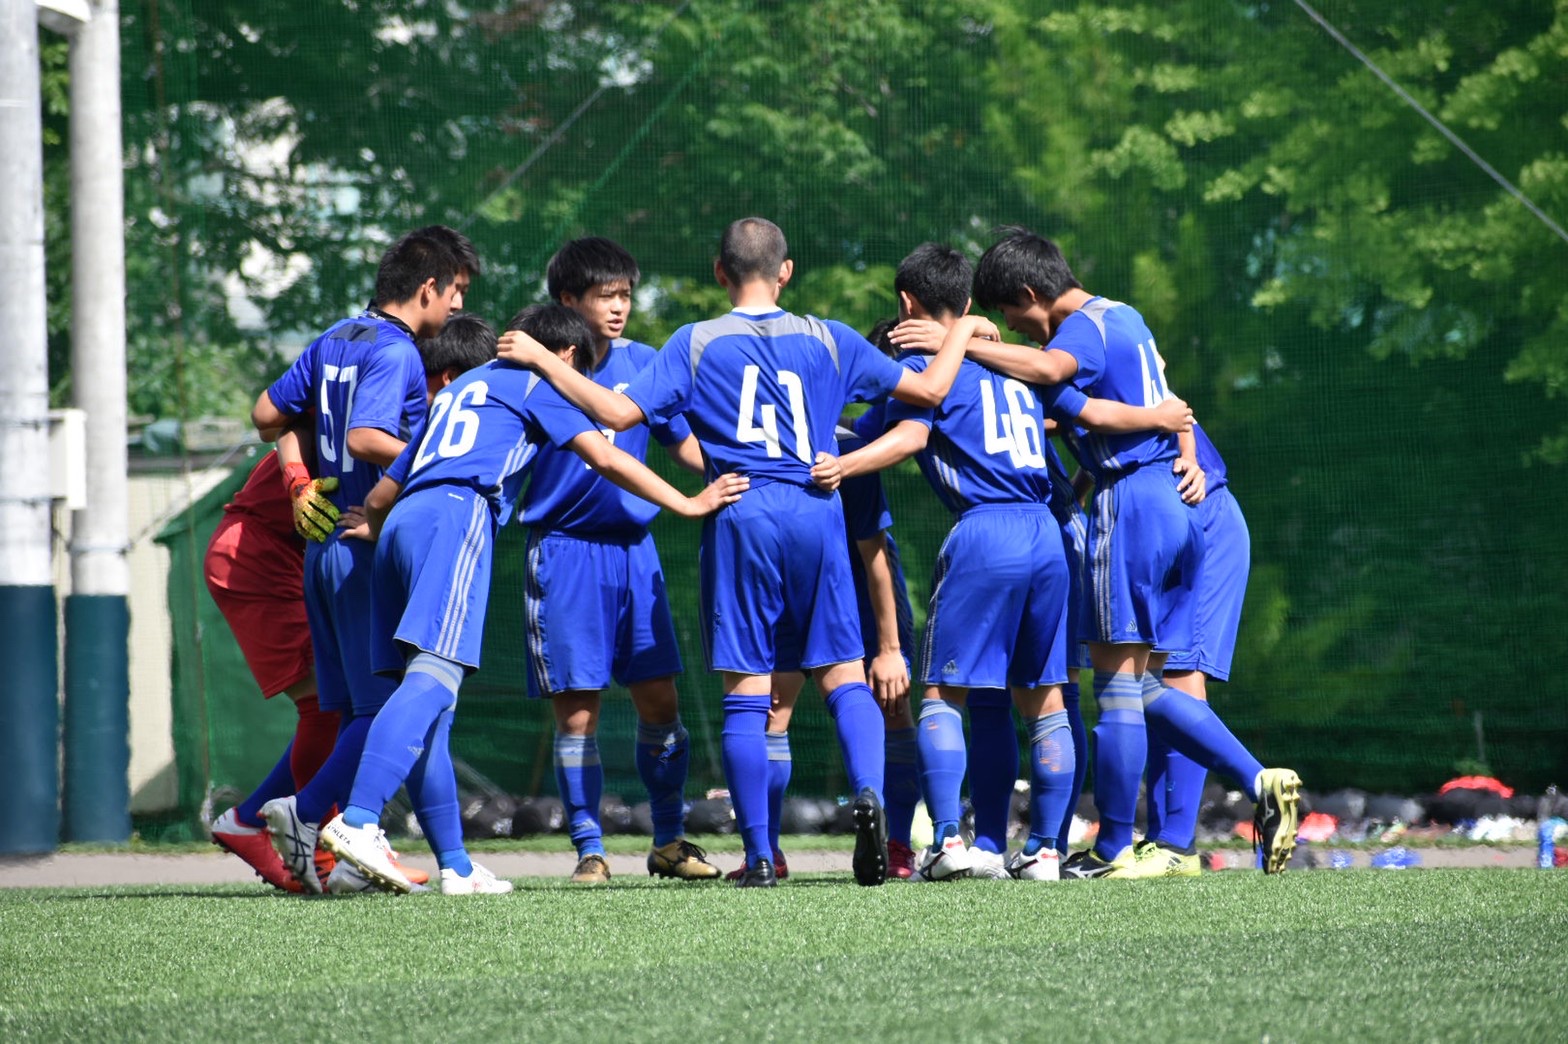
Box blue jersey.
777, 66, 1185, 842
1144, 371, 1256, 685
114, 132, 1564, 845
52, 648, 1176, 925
1191, 421, 1229, 493
520, 339, 693, 537
623, 309, 905, 486
267, 310, 427, 512
388, 361, 597, 525
1051, 297, 1179, 479
885, 355, 1084, 515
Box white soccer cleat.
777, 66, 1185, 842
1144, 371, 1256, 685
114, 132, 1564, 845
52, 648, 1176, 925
967, 846, 1009, 880
260, 796, 322, 894
1006, 847, 1062, 881
916, 834, 973, 881
440, 862, 514, 895
326, 860, 381, 894
319, 814, 414, 894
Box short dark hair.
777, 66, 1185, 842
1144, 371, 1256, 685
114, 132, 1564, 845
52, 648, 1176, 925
865, 318, 899, 359
373, 227, 469, 305
418, 313, 496, 377
423, 225, 483, 279
718, 217, 788, 285
546, 237, 640, 301
972, 226, 1082, 311
505, 303, 595, 374
894, 242, 972, 319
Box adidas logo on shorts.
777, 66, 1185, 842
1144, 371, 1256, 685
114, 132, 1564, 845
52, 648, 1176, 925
942, 660, 958, 675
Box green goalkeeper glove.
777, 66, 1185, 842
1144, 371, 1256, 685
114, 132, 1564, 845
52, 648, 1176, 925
281, 461, 340, 542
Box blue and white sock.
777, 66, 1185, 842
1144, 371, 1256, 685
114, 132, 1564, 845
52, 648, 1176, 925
344, 653, 463, 828
554, 732, 604, 858
1056, 680, 1087, 853
1091, 672, 1146, 860
883, 726, 920, 848
1141, 673, 1263, 800
766, 730, 791, 856
825, 682, 884, 799
966, 699, 1017, 854
636, 718, 690, 848
722, 693, 773, 864
916, 698, 966, 843
1024, 710, 1074, 855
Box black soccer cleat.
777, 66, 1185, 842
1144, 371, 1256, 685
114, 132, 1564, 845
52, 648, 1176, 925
851, 787, 889, 887
733, 858, 778, 888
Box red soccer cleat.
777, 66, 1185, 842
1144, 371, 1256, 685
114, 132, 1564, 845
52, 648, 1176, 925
724, 849, 789, 882
886, 838, 916, 880
212, 807, 302, 893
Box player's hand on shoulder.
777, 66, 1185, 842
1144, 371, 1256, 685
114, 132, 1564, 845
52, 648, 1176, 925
496, 329, 550, 369
962, 315, 1002, 345
686, 472, 749, 517
887, 318, 947, 354
1173, 457, 1207, 505
1153, 396, 1194, 433
810, 451, 842, 492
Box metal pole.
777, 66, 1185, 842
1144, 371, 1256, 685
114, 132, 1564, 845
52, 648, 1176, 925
63, 0, 130, 843
0, 0, 61, 855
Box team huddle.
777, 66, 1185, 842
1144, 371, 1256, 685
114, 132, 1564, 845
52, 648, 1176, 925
204, 217, 1301, 894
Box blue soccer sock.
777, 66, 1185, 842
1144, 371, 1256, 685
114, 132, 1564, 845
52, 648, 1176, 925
405, 708, 469, 875
825, 682, 885, 799
636, 718, 691, 848
236, 742, 297, 827
1141, 673, 1264, 799
765, 730, 791, 855
883, 727, 920, 848
1056, 680, 1087, 852
722, 693, 773, 864
294, 713, 373, 824
345, 654, 464, 827
1145, 726, 1172, 842
966, 699, 1018, 854
1091, 672, 1147, 860
1024, 710, 1074, 855
916, 698, 967, 843
1153, 746, 1207, 851
554, 732, 604, 858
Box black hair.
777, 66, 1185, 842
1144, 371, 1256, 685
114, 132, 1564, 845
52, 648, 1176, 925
418, 313, 496, 377
546, 237, 640, 301
718, 217, 789, 285
894, 242, 972, 319
865, 317, 899, 359
373, 226, 469, 305
423, 225, 483, 279
505, 303, 595, 374
971, 226, 1082, 311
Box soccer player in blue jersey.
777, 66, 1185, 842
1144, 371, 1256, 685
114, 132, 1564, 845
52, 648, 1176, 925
498, 218, 972, 887
320, 307, 747, 893
833, 243, 1192, 882
1131, 422, 1252, 876
963, 227, 1301, 876
249, 226, 477, 892
527, 237, 717, 885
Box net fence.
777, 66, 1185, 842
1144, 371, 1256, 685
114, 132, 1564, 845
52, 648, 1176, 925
95, 0, 1568, 833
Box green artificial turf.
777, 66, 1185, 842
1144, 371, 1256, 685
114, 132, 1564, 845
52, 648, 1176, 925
1, 870, 1563, 1042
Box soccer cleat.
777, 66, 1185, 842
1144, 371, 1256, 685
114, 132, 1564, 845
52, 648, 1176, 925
732, 857, 777, 888
260, 796, 322, 894
326, 860, 382, 894
211, 807, 302, 894
569, 853, 612, 885
1006, 847, 1062, 881
1111, 840, 1201, 879
850, 787, 888, 887
887, 838, 916, 880
647, 838, 722, 880
319, 814, 414, 894
915, 833, 972, 881
441, 863, 514, 895
725, 851, 789, 882
968, 847, 1009, 880
1254, 768, 1303, 875
1060, 845, 1136, 880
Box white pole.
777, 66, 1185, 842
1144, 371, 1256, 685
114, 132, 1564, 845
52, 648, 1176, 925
0, 0, 61, 854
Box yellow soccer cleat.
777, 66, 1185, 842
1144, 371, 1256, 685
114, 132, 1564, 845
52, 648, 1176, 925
1254, 768, 1303, 875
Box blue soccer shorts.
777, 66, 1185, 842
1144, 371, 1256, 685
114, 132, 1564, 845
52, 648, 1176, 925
370, 486, 494, 680
523, 528, 684, 698
918, 504, 1069, 691
1080, 464, 1204, 654
1059, 502, 1092, 672
305, 534, 398, 715
1162, 486, 1249, 680
700, 481, 864, 676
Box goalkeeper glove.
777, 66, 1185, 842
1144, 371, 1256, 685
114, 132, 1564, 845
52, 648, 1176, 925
281, 461, 340, 543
